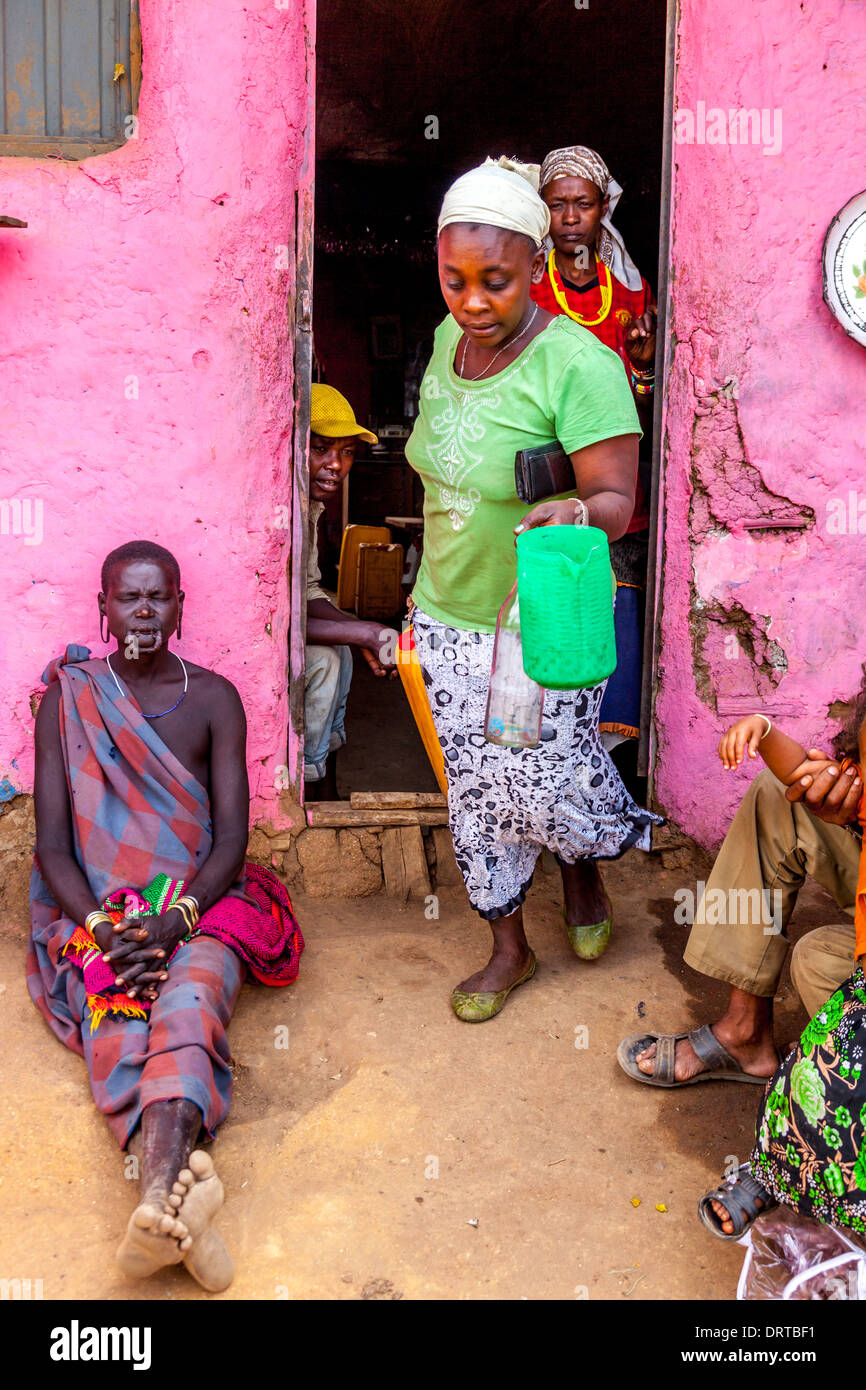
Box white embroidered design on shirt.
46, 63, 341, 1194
422, 373, 501, 530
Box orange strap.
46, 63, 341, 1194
840, 759, 866, 960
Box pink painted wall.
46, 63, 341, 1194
654, 0, 866, 846
0, 1, 314, 822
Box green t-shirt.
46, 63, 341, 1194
405, 314, 641, 632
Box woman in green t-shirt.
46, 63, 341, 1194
406, 157, 661, 1022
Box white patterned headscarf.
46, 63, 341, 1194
539, 145, 642, 291
438, 156, 550, 250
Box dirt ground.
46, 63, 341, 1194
0, 849, 839, 1302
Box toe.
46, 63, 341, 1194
189, 1150, 215, 1180
179, 1235, 193, 1252
710, 1199, 733, 1234
168, 1194, 182, 1208
177, 1168, 194, 1186
132, 1204, 159, 1232
172, 1181, 186, 1196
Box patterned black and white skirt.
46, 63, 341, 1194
413, 607, 662, 919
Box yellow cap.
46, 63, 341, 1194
310, 383, 378, 445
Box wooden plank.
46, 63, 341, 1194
381, 826, 430, 900
400, 826, 432, 898
431, 827, 463, 887
380, 829, 404, 898
305, 804, 448, 829
350, 792, 446, 809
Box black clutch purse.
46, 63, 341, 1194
514, 441, 575, 504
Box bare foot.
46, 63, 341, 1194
455, 945, 534, 995
168, 1150, 234, 1292
116, 1192, 192, 1280
636, 1024, 779, 1084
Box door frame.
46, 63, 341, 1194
637, 0, 678, 791
286, 1, 316, 797
291, 0, 676, 800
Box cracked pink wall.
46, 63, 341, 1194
655, 0, 866, 846
0, 1, 313, 822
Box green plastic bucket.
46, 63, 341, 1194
515, 524, 616, 689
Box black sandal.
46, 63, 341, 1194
698, 1164, 777, 1242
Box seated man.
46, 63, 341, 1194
618, 703, 864, 1089
304, 383, 398, 800
28, 541, 304, 1291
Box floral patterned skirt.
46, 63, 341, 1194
750, 965, 866, 1237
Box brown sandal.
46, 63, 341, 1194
617, 1024, 772, 1088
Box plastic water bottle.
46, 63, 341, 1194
484, 581, 544, 746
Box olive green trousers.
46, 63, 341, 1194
683, 769, 860, 1018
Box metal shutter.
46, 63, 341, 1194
0, 0, 139, 157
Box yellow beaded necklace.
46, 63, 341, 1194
548, 249, 612, 327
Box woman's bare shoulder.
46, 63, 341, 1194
184, 664, 246, 719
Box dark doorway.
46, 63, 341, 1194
312, 0, 667, 798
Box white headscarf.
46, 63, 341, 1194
438, 156, 550, 249
539, 145, 642, 291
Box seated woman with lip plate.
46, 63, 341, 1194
405, 156, 661, 1022
28, 541, 304, 1291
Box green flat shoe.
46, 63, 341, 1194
450, 951, 537, 1023
562, 895, 613, 961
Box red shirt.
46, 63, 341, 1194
532, 256, 652, 532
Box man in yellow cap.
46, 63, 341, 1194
304, 384, 399, 800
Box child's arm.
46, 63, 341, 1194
719, 716, 814, 785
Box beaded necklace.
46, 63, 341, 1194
106, 652, 189, 718
548, 249, 612, 327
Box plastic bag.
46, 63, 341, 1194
738, 1206, 866, 1300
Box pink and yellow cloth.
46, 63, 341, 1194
64, 864, 302, 1032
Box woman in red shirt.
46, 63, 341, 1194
532, 143, 656, 447
532, 145, 656, 785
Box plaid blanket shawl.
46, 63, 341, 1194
28, 646, 304, 1048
